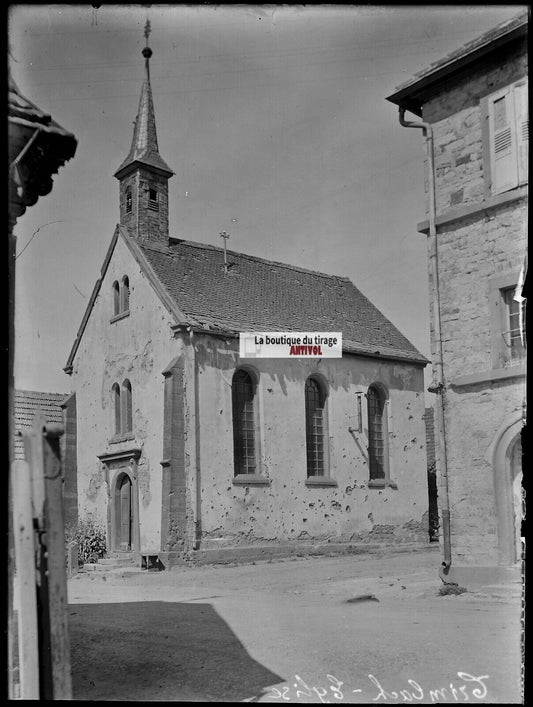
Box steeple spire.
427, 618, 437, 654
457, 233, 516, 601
115, 22, 173, 244
114, 20, 173, 180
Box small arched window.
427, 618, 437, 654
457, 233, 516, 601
367, 384, 389, 482
232, 369, 257, 475
121, 276, 130, 313
305, 376, 328, 477
113, 281, 120, 316
126, 187, 132, 213
112, 383, 121, 435
122, 379, 132, 433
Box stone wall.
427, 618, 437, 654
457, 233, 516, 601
419, 41, 527, 565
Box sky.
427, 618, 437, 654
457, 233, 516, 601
9, 4, 525, 395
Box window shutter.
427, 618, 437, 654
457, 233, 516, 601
513, 80, 529, 185
489, 87, 518, 194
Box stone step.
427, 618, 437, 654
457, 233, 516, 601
98, 556, 137, 566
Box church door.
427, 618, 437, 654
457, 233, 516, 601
117, 474, 133, 551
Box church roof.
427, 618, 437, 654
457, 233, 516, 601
114, 43, 173, 179
136, 237, 427, 364
13, 389, 67, 461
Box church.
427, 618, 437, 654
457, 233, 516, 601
64, 30, 429, 567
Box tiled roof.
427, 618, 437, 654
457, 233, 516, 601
137, 238, 426, 363
13, 390, 67, 461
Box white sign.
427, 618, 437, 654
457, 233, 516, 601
239, 332, 342, 358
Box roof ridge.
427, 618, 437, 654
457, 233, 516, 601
15, 389, 68, 398
140, 237, 352, 282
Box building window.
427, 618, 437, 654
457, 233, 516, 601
111, 276, 130, 320
112, 383, 121, 435
502, 286, 526, 362
367, 384, 389, 484
148, 187, 159, 211
126, 187, 132, 213
489, 269, 526, 369
112, 281, 120, 316
112, 380, 133, 438
486, 79, 528, 195
121, 276, 130, 312
122, 379, 133, 433
232, 369, 257, 475
305, 376, 328, 477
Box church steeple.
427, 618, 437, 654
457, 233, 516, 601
115, 20, 173, 244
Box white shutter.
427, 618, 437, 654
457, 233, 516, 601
488, 86, 518, 194
513, 80, 529, 185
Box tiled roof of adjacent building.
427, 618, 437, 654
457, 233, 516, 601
386, 11, 528, 115
137, 237, 427, 363
13, 390, 67, 461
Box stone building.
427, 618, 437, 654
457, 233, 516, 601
387, 12, 527, 568
64, 32, 430, 567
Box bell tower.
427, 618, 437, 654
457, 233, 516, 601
114, 20, 173, 244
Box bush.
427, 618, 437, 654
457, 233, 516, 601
65, 516, 107, 567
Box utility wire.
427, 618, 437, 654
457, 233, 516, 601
15, 221, 66, 260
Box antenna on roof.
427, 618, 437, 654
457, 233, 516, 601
219, 231, 230, 273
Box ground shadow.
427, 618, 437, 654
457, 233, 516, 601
69, 601, 283, 701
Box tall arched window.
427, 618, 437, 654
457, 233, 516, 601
305, 376, 327, 477
367, 384, 388, 482
121, 276, 130, 312
232, 369, 257, 475
122, 379, 132, 433
126, 186, 132, 213
112, 382, 121, 435
113, 281, 120, 316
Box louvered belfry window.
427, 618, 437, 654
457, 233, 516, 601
232, 370, 257, 475
305, 377, 326, 477
367, 385, 386, 480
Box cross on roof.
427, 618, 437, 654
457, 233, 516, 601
144, 19, 151, 44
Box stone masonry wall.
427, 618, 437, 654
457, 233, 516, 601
419, 41, 527, 565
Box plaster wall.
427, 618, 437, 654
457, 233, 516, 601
192, 336, 428, 549
69, 233, 181, 551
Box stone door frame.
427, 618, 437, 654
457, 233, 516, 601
485, 416, 523, 566
98, 447, 142, 557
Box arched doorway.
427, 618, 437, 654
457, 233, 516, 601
115, 472, 133, 551
488, 418, 523, 566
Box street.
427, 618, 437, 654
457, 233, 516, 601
67, 548, 523, 703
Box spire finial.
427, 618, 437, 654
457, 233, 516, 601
142, 19, 153, 59
144, 19, 151, 45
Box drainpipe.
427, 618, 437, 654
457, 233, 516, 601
398, 107, 452, 569
188, 328, 202, 550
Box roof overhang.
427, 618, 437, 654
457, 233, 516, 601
386, 16, 528, 115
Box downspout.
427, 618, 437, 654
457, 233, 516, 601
188, 328, 202, 550
398, 107, 452, 569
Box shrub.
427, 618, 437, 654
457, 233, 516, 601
65, 516, 107, 567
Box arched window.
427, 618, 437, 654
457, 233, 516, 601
121, 276, 130, 312
112, 383, 121, 435
232, 369, 257, 475
113, 281, 120, 316
305, 376, 327, 477
367, 385, 388, 482
122, 379, 132, 434
126, 186, 132, 213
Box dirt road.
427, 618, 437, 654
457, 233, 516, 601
67, 548, 523, 702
